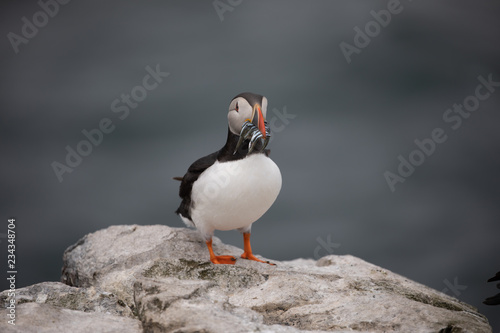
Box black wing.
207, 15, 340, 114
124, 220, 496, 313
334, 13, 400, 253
175, 151, 218, 220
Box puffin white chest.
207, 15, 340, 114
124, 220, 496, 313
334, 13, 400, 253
191, 154, 282, 231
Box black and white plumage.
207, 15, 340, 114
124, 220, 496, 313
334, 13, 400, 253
175, 92, 281, 264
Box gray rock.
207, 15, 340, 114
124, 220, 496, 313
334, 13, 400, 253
1, 225, 492, 332
0, 281, 133, 317
0, 303, 142, 333
0, 281, 141, 333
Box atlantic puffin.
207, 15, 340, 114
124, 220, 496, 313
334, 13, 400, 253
174, 92, 282, 265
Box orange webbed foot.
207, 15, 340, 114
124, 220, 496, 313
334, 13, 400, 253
206, 239, 236, 265
240, 232, 276, 265
241, 252, 276, 265
210, 255, 237, 265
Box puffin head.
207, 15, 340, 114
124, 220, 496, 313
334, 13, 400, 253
228, 92, 268, 139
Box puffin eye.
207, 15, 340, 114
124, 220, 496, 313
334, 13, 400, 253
235, 102, 239, 112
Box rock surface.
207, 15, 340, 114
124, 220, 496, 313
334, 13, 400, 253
0, 225, 492, 332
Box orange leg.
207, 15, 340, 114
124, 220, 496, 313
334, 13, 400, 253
241, 233, 275, 265
206, 239, 236, 265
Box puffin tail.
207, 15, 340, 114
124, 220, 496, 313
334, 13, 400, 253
178, 213, 195, 228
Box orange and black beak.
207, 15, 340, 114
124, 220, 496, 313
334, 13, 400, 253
251, 104, 266, 139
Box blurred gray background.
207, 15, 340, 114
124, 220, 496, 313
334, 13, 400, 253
1, 0, 499, 329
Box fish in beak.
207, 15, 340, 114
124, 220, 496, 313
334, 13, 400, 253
233, 104, 271, 155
